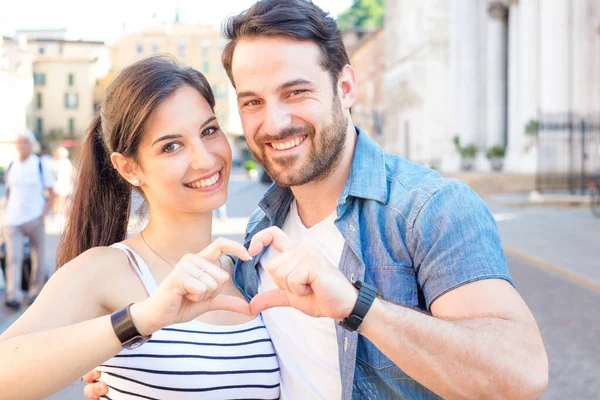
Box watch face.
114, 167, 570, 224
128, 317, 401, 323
123, 336, 148, 350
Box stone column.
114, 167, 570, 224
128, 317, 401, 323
486, 2, 509, 148
539, 0, 570, 113
505, 0, 520, 170
456, 0, 480, 147
570, 0, 592, 115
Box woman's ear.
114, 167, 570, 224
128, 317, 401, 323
110, 152, 142, 186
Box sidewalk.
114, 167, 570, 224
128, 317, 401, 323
485, 197, 600, 291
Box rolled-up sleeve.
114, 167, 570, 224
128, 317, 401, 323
410, 180, 514, 310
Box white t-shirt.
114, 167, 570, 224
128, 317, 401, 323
4, 154, 54, 226
258, 199, 345, 399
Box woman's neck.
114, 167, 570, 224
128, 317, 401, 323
137, 209, 213, 265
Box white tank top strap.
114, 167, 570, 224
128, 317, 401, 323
109, 243, 159, 296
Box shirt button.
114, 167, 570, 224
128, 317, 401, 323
350, 225, 356, 232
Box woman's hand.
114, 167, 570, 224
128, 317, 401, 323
131, 238, 252, 336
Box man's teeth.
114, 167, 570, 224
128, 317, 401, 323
271, 136, 305, 151
186, 172, 220, 188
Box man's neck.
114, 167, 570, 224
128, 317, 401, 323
18, 153, 31, 162
291, 124, 357, 228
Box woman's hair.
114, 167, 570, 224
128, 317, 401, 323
56, 55, 215, 267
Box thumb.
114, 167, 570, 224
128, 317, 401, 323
207, 295, 252, 315
249, 289, 292, 314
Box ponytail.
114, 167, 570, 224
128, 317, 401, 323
56, 114, 132, 267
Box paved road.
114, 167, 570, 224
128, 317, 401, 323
1, 176, 598, 398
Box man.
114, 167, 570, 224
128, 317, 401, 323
84, 0, 548, 398
2, 131, 54, 310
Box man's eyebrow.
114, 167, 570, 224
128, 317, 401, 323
236, 79, 316, 99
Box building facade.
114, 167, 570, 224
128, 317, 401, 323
0, 35, 34, 166
15, 29, 109, 142
383, 0, 600, 174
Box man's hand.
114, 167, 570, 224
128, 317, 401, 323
248, 227, 358, 319
82, 370, 108, 400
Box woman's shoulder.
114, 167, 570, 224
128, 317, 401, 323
57, 246, 131, 281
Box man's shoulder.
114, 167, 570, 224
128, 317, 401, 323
383, 154, 453, 199
378, 153, 472, 226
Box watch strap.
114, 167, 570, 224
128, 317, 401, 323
111, 303, 151, 349
340, 281, 379, 332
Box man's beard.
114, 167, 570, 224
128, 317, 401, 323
251, 96, 348, 187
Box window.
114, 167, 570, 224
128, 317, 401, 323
68, 118, 75, 136
33, 73, 46, 86
38, 47, 45, 55
36, 93, 42, 109
178, 41, 186, 57
152, 42, 159, 54
36, 118, 43, 137
68, 73, 74, 86
203, 61, 209, 74
64, 93, 78, 109
136, 43, 143, 55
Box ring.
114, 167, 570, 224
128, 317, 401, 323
196, 270, 205, 280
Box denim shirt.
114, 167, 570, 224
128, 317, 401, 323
234, 127, 513, 399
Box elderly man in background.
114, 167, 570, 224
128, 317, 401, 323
2, 131, 54, 310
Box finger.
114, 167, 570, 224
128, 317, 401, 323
286, 263, 314, 297
207, 294, 252, 315
174, 272, 208, 300
83, 381, 108, 399
179, 255, 230, 283
248, 226, 296, 256
249, 289, 292, 314
82, 370, 101, 384
269, 252, 301, 292
199, 238, 252, 263
181, 262, 221, 293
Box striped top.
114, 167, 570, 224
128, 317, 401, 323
97, 243, 280, 400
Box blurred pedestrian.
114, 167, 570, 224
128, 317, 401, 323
51, 146, 73, 224
2, 130, 54, 310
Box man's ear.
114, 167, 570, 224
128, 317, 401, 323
337, 64, 357, 111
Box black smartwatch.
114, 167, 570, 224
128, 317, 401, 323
111, 303, 152, 350
340, 281, 380, 332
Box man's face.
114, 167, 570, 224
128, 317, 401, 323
231, 37, 348, 186
16, 135, 33, 159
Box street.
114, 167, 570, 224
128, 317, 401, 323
1, 172, 599, 399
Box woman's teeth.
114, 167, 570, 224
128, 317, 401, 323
271, 136, 306, 151
185, 171, 220, 188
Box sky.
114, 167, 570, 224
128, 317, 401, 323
0, 0, 352, 44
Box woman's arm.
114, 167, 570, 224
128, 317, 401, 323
0, 248, 133, 399
0, 239, 253, 400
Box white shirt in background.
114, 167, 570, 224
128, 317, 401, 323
258, 199, 345, 399
4, 154, 54, 226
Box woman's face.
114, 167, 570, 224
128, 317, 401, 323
135, 85, 231, 215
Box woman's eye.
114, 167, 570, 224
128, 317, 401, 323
162, 142, 182, 153
202, 127, 219, 137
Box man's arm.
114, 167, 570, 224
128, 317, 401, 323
360, 279, 548, 399
248, 182, 548, 399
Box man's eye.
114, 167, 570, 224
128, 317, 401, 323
289, 90, 307, 97
245, 100, 261, 107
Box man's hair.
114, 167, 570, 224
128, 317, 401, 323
221, 0, 350, 88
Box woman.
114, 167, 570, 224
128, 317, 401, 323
0, 56, 280, 400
